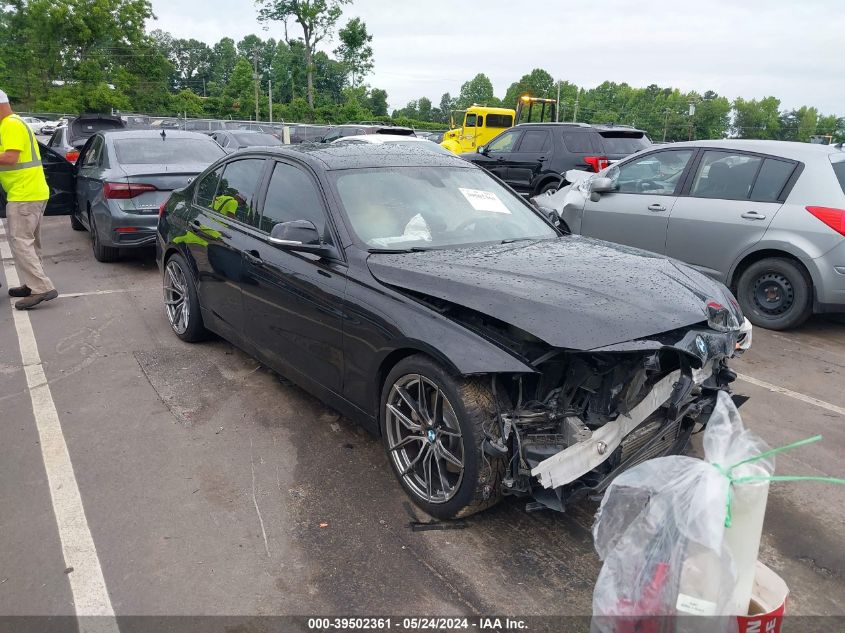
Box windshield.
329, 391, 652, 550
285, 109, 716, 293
599, 131, 651, 155
233, 133, 282, 147
114, 138, 225, 164
332, 166, 557, 250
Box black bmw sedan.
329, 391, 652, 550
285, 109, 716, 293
156, 144, 752, 519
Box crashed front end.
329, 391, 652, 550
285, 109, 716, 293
482, 315, 752, 512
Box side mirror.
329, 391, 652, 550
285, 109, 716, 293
269, 220, 333, 257
589, 176, 616, 194
476, 145, 486, 154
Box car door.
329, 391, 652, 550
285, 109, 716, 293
0, 142, 76, 218
665, 150, 797, 282
183, 157, 270, 339
475, 128, 523, 182
507, 128, 552, 194
75, 135, 104, 221
240, 159, 347, 394
580, 148, 696, 255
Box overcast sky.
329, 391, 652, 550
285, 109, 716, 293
149, 0, 844, 114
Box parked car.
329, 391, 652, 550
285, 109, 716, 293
320, 124, 415, 143
37, 130, 225, 262
47, 113, 126, 163
211, 130, 284, 151
535, 139, 845, 330
462, 122, 652, 197
331, 134, 453, 155
39, 119, 62, 135
283, 124, 332, 144
21, 116, 47, 134
156, 144, 750, 519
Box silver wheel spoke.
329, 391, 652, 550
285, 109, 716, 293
424, 447, 434, 501
434, 453, 450, 496
438, 427, 461, 438
399, 444, 429, 477
388, 435, 424, 452
437, 441, 463, 469
387, 403, 420, 432
396, 385, 421, 418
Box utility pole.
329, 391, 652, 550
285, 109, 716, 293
268, 79, 273, 124
572, 93, 580, 123
555, 80, 561, 122
252, 50, 260, 122
688, 101, 696, 141
662, 108, 670, 142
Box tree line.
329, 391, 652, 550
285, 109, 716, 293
1, 0, 841, 142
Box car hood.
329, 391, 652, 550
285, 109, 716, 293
367, 237, 740, 350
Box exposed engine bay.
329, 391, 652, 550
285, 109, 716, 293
476, 315, 753, 512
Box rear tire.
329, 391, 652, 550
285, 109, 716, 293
163, 253, 208, 343
537, 180, 560, 196
736, 257, 812, 330
380, 355, 505, 520
70, 212, 85, 231
90, 212, 120, 262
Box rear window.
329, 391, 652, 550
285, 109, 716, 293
598, 131, 651, 155
232, 133, 282, 147
750, 158, 796, 201
70, 118, 123, 142
114, 138, 225, 164
832, 157, 845, 195
486, 114, 513, 128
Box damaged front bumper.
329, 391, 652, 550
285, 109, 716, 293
490, 319, 752, 511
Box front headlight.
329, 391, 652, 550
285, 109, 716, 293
706, 300, 741, 332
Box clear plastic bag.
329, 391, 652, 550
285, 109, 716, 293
591, 392, 772, 632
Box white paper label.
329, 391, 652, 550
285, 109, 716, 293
459, 188, 510, 214
676, 593, 718, 616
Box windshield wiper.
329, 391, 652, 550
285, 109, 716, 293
367, 246, 430, 254
500, 238, 535, 244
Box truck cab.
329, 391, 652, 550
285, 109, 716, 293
440, 105, 515, 154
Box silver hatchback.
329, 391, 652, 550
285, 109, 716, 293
536, 140, 845, 330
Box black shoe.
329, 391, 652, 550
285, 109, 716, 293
8, 285, 32, 298
15, 289, 58, 310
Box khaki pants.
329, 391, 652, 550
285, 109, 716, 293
6, 200, 55, 295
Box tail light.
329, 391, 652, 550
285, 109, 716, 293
103, 182, 157, 199
65, 150, 80, 163
584, 156, 610, 172
159, 202, 167, 217
806, 206, 845, 237
114, 227, 139, 233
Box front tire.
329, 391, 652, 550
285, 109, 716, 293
736, 257, 812, 330
537, 180, 560, 196
380, 355, 505, 520
163, 253, 208, 342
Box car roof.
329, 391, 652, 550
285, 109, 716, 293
242, 143, 471, 171
334, 135, 435, 144
514, 122, 648, 134
99, 130, 215, 140
667, 139, 843, 161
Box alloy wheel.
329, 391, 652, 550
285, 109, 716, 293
164, 260, 190, 335
385, 374, 465, 504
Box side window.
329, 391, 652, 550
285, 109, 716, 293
750, 158, 796, 202
214, 159, 266, 226
260, 162, 331, 244
610, 150, 694, 195
690, 151, 762, 200
464, 114, 477, 128
562, 131, 595, 153
486, 114, 513, 128
80, 138, 101, 167
487, 130, 521, 154
517, 130, 551, 153
48, 130, 60, 148
476, 116, 483, 127
195, 166, 224, 208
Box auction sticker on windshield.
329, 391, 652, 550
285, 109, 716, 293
459, 188, 510, 214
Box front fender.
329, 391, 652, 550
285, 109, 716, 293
440, 139, 463, 155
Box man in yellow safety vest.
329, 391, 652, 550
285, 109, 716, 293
0, 89, 58, 309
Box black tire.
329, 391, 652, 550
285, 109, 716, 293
736, 257, 813, 330
537, 180, 560, 196
70, 212, 85, 231
90, 212, 120, 262
380, 355, 505, 520
163, 253, 208, 343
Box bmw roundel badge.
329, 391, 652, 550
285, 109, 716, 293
695, 335, 709, 357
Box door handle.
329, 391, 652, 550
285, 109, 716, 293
243, 249, 263, 265
741, 211, 767, 220
647, 203, 666, 212
190, 219, 230, 239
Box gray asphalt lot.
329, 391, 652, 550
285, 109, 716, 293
0, 216, 843, 622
